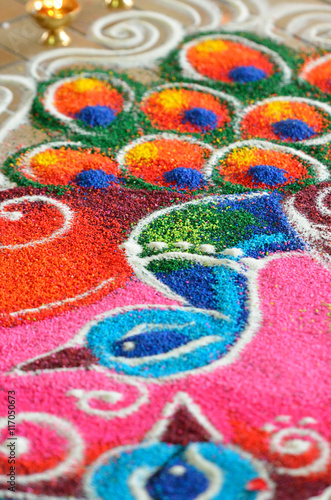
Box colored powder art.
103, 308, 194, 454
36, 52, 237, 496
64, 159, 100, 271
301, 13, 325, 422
141, 87, 231, 134
240, 99, 329, 142
122, 136, 211, 188
1, 26, 331, 500
215, 144, 310, 189
186, 38, 274, 83
53, 77, 124, 125
301, 56, 331, 94
13, 144, 119, 186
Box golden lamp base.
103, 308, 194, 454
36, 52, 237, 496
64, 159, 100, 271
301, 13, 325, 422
26, 0, 81, 47
104, 0, 134, 9
39, 27, 72, 46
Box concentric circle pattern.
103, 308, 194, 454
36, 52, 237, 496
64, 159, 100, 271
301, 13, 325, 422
140, 85, 235, 135
2, 28, 331, 500
186, 38, 275, 83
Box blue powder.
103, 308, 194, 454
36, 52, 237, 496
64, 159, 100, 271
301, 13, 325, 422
146, 457, 209, 500
91, 442, 263, 500
248, 164, 287, 186
156, 265, 218, 310
272, 119, 316, 141
86, 307, 236, 378
216, 193, 306, 257
75, 105, 116, 128
182, 107, 218, 131
163, 168, 206, 189
113, 330, 190, 358
73, 169, 117, 189
228, 65, 267, 83
155, 264, 248, 332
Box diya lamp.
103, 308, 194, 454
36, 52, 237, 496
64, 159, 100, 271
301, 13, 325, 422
104, 0, 134, 9
26, 0, 81, 47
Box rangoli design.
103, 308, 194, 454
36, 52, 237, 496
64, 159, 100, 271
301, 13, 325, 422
1, 29, 331, 500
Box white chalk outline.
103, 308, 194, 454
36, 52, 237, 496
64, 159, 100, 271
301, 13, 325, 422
0, 195, 74, 250
140, 81, 242, 124
204, 139, 330, 182
27, 0, 227, 81
5, 194, 308, 381
2, 276, 117, 321
116, 132, 215, 185
13, 141, 84, 181
0, 75, 36, 143
0, 413, 84, 484
178, 33, 292, 86
235, 95, 331, 146
308, 486, 331, 500
7, 363, 149, 424
43, 73, 135, 136
299, 53, 331, 85
283, 186, 331, 267
270, 427, 330, 477
83, 392, 274, 500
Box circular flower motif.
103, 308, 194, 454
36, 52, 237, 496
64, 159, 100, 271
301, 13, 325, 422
269, 427, 330, 476
238, 97, 331, 144
300, 54, 331, 94
211, 140, 329, 191
8, 141, 120, 187
53, 77, 123, 125
118, 134, 213, 189
184, 37, 275, 83
38, 72, 135, 137
140, 83, 239, 135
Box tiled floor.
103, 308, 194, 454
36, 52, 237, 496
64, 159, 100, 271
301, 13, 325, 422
1, 0, 331, 75
0, 0, 142, 72
0, 0, 330, 161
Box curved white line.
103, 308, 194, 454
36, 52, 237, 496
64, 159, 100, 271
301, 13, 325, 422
13, 141, 84, 180
0, 195, 74, 250
5, 276, 115, 319
204, 139, 330, 181
235, 96, 331, 146
116, 132, 215, 182
0, 76, 36, 143
140, 81, 242, 111
0, 413, 84, 484
179, 33, 292, 86
43, 73, 135, 136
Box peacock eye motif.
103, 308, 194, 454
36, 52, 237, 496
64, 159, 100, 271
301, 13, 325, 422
35, 72, 136, 138
10, 141, 120, 188
181, 35, 281, 84
139, 83, 240, 139
84, 392, 274, 500
1, 25, 331, 500
238, 97, 331, 145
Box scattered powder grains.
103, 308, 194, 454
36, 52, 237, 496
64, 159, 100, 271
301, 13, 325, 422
2, 30, 331, 500
141, 88, 231, 133
241, 100, 328, 142
26, 147, 119, 185
302, 56, 331, 93
138, 194, 304, 259
124, 138, 211, 187
0, 187, 188, 325
54, 78, 124, 123
186, 39, 275, 83
217, 146, 309, 189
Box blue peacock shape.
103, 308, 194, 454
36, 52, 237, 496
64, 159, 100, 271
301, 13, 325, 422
83, 192, 305, 379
